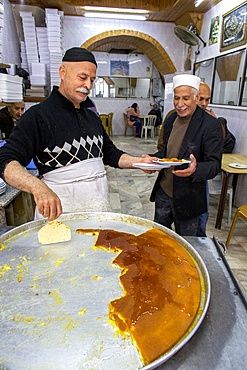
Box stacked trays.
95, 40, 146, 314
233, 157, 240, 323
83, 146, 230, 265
0, 74, 23, 102
0, 178, 6, 195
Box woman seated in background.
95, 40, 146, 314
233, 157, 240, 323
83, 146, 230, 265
126, 103, 141, 137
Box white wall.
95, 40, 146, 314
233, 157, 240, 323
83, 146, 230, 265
63, 16, 186, 73
198, 0, 247, 207
198, 0, 246, 61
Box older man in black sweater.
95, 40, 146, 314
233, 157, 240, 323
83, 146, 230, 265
0, 48, 155, 221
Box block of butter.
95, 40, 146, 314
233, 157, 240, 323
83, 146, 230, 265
38, 220, 71, 244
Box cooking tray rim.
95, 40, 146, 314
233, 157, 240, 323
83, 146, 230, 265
0, 211, 211, 369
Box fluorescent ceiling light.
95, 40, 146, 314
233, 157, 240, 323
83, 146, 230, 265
84, 12, 148, 21
82, 6, 149, 15
129, 59, 142, 65
194, 0, 204, 7
82, 6, 149, 20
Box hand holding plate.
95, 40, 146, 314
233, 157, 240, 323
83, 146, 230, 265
172, 154, 196, 177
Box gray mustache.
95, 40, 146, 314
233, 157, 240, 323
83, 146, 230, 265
76, 88, 90, 94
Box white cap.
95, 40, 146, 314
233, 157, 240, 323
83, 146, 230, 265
173, 74, 201, 91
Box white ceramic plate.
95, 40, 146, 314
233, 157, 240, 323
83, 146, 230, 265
228, 163, 247, 169
133, 160, 190, 171
132, 161, 190, 171
133, 163, 171, 170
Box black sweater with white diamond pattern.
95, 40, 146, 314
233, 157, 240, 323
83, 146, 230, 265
0, 87, 124, 177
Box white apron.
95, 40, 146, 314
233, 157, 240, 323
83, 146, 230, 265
34, 158, 110, 220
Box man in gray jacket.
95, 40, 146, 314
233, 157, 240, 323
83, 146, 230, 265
150, 74, 223, 236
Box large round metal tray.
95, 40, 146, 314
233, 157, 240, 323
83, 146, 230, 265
0, 212, 210, 370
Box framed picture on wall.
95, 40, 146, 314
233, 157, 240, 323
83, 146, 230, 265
110, 61, 129, 76
209, 15, 220, 45
220, 2, 247, 52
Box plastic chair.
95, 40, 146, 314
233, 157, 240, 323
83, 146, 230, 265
208, 173, 233, 225
226, 204, 247, 248
107, 112, 113, 136
140, 115, 157, 139
123, 113, 136, 137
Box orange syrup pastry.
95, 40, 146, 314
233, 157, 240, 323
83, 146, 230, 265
76, 228, 201, 365
158, 157, 185, 162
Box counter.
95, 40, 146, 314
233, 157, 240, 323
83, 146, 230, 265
0, 169, 38, 225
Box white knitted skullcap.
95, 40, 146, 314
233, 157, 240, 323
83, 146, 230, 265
173, 74, 201, 90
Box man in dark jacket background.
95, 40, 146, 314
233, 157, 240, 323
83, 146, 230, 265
150, 74, 223, 236
197, 84, 235, 236
148, 103, 162, 127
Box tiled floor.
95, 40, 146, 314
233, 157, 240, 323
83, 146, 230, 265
106, 135, 247, 295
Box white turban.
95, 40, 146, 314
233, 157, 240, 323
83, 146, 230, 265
173, 74, 201, 91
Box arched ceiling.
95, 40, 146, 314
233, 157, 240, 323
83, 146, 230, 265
82, 30, 176, 76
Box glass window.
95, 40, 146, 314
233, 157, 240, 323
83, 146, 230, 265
241, 61, 247, 107
211, 49, 246, 106
91, 76, 150, 99
194, 58, 214, 87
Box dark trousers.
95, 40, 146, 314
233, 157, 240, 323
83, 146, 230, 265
133, 121, 141, 135
198, 181, 209, 236
154, 187, 203, 236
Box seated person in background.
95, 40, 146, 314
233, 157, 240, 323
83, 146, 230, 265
126, 103, 141, 136
96, 91, 103, 97
0, 101, 25, 139
218, 117, 236, 153
148, 103, 162, 127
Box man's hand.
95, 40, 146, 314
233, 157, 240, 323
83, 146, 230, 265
4, 160, 62, 221
139, 154, 160, 174
33, 183, 62, 221
172, 154, 196, 177
118, 153, 159, 174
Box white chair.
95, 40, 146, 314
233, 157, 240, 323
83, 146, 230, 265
208, 173, 233, 225
141, 115, 157, 139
